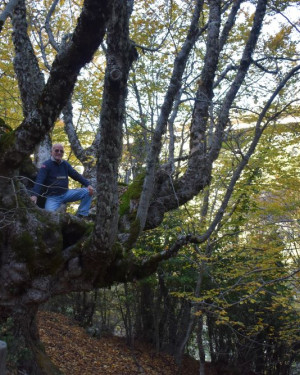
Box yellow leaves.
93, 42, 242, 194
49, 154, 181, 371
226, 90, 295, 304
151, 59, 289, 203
55, 119, 65, 128
215, 316, 229, 325
219, 309, 228, 317
264, 26, 296, 56
174, 226, 182, 233
214, 310, 238, 326
233, 320, 245, 328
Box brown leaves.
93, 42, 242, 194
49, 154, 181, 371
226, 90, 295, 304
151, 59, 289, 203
38, 311, 199, 375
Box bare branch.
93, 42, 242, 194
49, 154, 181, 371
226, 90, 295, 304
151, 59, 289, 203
0, 0, 19, 32
219, 0, 243, 51
44, 0, 60, 51
62, 99, 86, 160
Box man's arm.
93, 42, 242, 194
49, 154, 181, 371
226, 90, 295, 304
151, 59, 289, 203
67, 163, 93, 190
30, 164, 48, 203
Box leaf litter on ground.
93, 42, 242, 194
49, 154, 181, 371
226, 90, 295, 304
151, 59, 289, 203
38, 311, 200, 375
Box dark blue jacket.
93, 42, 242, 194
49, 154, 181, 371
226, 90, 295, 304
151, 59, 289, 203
32, 158, 90, 197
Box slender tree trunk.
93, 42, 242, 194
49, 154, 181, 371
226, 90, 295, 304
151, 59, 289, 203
207, 316, 216, 364
153, 280, 163, 353
157, 273, 169, 351
174, 301, 194, 365
139, 282, 155, 344
175, 264, 204, 365
124, 282, 134, 347
197, 315, 206, 375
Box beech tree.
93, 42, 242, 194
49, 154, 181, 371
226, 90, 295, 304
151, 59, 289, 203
0, 0, 299, 373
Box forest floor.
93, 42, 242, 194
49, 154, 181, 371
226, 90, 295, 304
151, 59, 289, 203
37, 310, 205, 375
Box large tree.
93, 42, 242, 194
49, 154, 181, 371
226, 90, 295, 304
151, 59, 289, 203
0, 0, 299, 373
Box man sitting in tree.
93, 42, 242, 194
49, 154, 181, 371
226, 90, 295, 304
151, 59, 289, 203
30, 143, 94, 217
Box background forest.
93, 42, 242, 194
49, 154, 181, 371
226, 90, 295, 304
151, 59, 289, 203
0, 0, 299, 374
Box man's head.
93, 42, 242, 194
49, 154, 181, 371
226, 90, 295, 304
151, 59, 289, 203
51, 143, 64, 162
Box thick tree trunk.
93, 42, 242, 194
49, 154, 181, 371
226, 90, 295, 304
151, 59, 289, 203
93, 0, 137, 254
0, 306, 61, 375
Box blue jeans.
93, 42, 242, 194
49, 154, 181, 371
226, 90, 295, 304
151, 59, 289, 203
45, 188, 92, 216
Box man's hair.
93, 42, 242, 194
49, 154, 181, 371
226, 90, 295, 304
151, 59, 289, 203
52, 143, 64, 151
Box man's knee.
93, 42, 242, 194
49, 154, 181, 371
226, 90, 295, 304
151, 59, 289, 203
45, 206, 57, 212
45, 198, 62, 211
81, 188, 91, 198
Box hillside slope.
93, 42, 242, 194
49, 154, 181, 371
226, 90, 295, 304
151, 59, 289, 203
38, 311, 201, 375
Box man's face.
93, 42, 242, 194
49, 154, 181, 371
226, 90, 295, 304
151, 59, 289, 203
51, 144, 64, 162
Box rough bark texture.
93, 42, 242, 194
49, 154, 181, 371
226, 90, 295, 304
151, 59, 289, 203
0, 0, 299, 373
11, 0, 45, 118
92, 0, 138, 256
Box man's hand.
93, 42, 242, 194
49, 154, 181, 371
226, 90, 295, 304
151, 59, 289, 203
30, 196, 37, 204
87, 185, 94, 196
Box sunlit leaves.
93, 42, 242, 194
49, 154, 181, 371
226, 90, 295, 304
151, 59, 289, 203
0, 21, 22, 127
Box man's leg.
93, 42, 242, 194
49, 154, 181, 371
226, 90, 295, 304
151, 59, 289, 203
62, 188, 92, 216
45, 195, 64, 211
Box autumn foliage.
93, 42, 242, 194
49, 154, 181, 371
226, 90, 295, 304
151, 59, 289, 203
37, 311, 200, 375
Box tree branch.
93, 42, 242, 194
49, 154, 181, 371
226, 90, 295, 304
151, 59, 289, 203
209, 0, 268, 162
0, 0, 19, 32
11, 0, 45, 117
136, 0, 205, 233
44, 0, 60, 51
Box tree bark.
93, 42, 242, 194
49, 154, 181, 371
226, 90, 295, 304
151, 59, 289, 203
92, 0, 138, 255
11, 0, 45, 118
2, 306, 62, 375
197, 316, 206, 375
